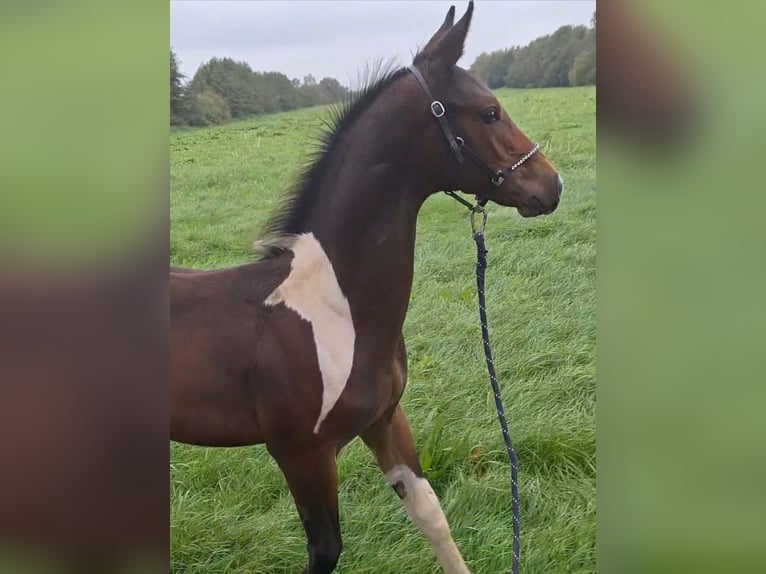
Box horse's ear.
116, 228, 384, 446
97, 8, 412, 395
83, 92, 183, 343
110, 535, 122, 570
422, 6, 455, 53
415, 6, 455, 64
442, 4, 457, 28
429, 1, 474, 71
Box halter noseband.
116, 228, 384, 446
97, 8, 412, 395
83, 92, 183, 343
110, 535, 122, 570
407, 65, 539, 206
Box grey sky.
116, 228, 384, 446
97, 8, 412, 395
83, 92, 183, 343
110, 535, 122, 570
171, 1, 595, 86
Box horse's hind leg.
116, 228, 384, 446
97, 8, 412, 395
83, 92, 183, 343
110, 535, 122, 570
362, 405, 471, 574
272, 446, 342, 574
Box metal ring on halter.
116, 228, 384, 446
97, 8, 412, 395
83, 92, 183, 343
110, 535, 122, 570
430, 101, 445, 118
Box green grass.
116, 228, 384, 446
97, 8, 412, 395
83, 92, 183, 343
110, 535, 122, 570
171, 86, 595, 574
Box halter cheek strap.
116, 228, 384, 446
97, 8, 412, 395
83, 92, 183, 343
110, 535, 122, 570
407, 65, 464, 164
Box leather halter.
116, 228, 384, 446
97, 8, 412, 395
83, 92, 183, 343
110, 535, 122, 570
407, 65, 539, 206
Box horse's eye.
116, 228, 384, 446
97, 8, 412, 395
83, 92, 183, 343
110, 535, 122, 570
481, 108, 500, 125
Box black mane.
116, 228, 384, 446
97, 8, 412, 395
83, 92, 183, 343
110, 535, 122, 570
256, 60, 409, 254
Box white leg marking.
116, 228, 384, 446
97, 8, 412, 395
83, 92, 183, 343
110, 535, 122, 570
385, 465, 470, 574
264, 233, 355, 433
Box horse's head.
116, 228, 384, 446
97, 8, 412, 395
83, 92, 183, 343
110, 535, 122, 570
411, 1, 562, 217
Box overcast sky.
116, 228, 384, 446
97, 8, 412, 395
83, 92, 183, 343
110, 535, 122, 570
171, 1, 595, 86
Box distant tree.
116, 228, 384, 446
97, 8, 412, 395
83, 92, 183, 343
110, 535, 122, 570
470, 49, 516, 89
296, 76, 347, 108
185, 90, 231, 126
170, 49, 187, 125
541, 25, 589, 87
319, 77, 348, 102
569, 17, 596, 86
256, 71, 301, 112
190, 57, 262, 117
569, 48, 596, 86
505, 36, 547, 88
470, 52, 492, 81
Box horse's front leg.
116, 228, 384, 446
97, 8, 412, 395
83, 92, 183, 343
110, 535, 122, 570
272, 445, 342, 574
362, 404, 471, 574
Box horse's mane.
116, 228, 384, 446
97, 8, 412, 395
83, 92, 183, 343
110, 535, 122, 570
254, 59, 410, 258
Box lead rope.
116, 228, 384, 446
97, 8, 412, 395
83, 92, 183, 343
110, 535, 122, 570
446, 191, 521, 574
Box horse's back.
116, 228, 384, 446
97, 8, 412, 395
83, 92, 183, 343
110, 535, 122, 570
170, 257, 288, 310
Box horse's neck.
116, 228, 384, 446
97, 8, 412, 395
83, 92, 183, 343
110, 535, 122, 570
299, 128, 429, 338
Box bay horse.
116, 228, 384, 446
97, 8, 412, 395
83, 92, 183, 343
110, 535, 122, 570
171, 3, 562, 573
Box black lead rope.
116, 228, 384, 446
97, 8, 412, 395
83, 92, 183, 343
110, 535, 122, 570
448, 192, 521, 574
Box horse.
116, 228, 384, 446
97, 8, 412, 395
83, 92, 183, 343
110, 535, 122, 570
170, 3, 562, 572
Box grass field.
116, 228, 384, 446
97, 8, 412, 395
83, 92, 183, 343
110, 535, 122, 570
170, 86, 596, 574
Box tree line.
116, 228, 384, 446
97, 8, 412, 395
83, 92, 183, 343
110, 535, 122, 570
171, 13, 595, 126
469, 13, 596, 89
171, 51, 349, 127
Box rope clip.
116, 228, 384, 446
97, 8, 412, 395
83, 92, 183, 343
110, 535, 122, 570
470, 204, 488, 236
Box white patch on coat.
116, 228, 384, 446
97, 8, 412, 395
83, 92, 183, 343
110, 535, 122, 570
264, 233, 355, 433
385, 465, 470, 574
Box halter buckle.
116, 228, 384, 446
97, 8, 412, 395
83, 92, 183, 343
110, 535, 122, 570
430, 101, 445, 118
491, 171, 506, 187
